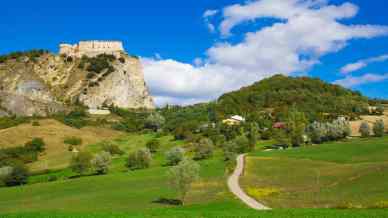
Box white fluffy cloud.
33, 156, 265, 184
340, 54, 388, 74
143, 0, 388, 106
334, 73, 388, 87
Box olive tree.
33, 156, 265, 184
145, 113, 165, 131
70, 151, 92, 175
359, 122, 370, 138
168, 159, 200, 205
373, 120, 385, 137
127, 148, 152, 170
193, 138, 214, 160
92, 151, 112, 174
165, 147, 185, 166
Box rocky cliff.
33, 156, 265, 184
0, 48, 154, 117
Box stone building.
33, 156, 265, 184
59, 41, 124, 58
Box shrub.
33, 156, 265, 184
48, 175, 58, 182
64, 137, 83, 146
165, 147, 185, 166
193, 138, 214, 160
118, 57, 126, 63
101, 141, 124, 155
168, 159, 200, 205
24, 138, 45, 152
2, 163, 29, 187
126, 148, 152, 170
70, 151, 92, 175
233, 135, 252, 153
223, 140, 238, 162
145, 113, 165, 131
373, 120, 385, 137
91, 151, 112, 175
359, 122, 370, 138
376, 105, 385, 115
31, 121, 40, 126
146, 139, 161, 153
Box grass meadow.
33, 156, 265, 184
242, 136, 388, 208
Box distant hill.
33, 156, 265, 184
215, 75, 369, 119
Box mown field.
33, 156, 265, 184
242, 136, 388, 208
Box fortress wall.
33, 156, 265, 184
59, 41, 124, 57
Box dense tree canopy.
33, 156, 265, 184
216, 75, 369, 121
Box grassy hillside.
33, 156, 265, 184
0, 119, 122, 171
0, 133, 387, 217
241, 136, 388, 208
216, 75, 369, 119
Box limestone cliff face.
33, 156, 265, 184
79, 57, 154, 109
0, 50, 154, 117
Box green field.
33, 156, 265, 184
1, 133, 388, 217
242, 136, 388, 208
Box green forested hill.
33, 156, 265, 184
216, 75, 369, 119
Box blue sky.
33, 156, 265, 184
1, 0, 387, 105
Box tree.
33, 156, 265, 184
3, 163, 28, 186
376, 105, 385, 115
91, 151, 112, 174
101, 141, 124, 155
145, 113, 165, 131
223, 140, 238, 162
165, 147, 185, 166
126, 148, 152, 170
233, 135, 251, 153
247, 123, 259, 151
307, 121, 325, 144
64, 137, 83, 146
373, 120, 385, 137
70, 151, 92, 175
193, 138, 214, 160
287, 107, 307, 147
24, 138, 45, 152
146, 139, 161, 153
359, 122, 370, 138
272, 129, 291, 147
168, 159, 200, 205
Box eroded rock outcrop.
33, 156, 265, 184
0, 41, 154, 117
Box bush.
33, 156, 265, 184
2, 163, 29, 187
223, 140, 238, 162
233, 135, 252, 153
193, 138, 214, 160
146, 139, 161, 153
64, 137, 83, 146
91, 151, 112, 175
48, 175, 58, 182
359, 122, 370, 138
145, 113, 165, 131
376, 105, 385, 115
31, 121, 40, 126
373, 120, 385, 137
101, 141, 124, 155
126, 148, 152, 170
165, 147, 185, 166
24, 138, 45, 152
70, 151, 92, 175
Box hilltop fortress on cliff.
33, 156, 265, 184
0, 40, 155, 117
59, 41, 125, 58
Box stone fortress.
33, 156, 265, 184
59, 40, 125, 58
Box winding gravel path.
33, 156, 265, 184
227, 154, 270, 210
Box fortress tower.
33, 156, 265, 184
59, 41, 125, 58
